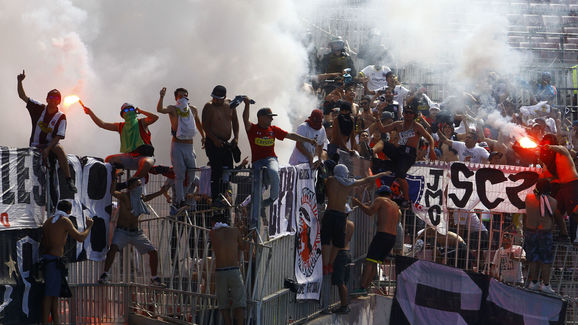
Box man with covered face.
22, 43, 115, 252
289, 109, 326, 167
83, 100, 159, 179
17, 70, 77, 193
157, 87, 205, 209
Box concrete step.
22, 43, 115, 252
305, 294, 393, 325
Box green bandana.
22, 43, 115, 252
120, 113, 144, 153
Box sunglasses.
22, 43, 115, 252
47, 95, 61, 100
122, 107, 135, 114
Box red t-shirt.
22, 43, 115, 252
247, 123, 288, 162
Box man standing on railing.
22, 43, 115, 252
210, 214, 247, 325
242, 100, 317, 229
98, 177, 169, 286
157, 87, 205, 210
351, 185, 400, 295
40, 200, 93, 325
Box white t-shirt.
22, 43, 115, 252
453, 211, 488, 232
289, 122, 327, 165
360, 65, 391, 92
451, 141, 490, 163
393, 85, 409, 114
492, 245, 525, 283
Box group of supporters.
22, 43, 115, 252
18, 35, 578, 323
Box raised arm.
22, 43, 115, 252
352, 171, 392, 187
436, 122, 453, 147
65, 216, 94, 242
157, 87, 176, 114
82, 105, 119, 132
242, 97, 251, 132
143, 184, 170, 202
137, 107, 159, 126
352, 197, 380, 216
17, 70, 29, 103
416, 121, 437, 160
285, 132, 316, 145
232, 103, 240, 143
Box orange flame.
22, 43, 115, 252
62, 95, 80, 107
519, 136, 538, 149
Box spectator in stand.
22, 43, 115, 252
491, 232, 526, 285
539, 134, 576, 242
359, 64, 391, 95
210, 214, 247, 325
351, 185, 400, 295
534, 72, 557, 104
242, 100, 316, 229
373, 104, 437, 208
201, 85, 240, 206
358, 95, 377, 128
385, 72, 410, 115
319, 36, 356, 77
83, 101, 159, 180
99, 177, 169, 286
437, 128, 489, 164
157, 87, 205, 209
17, 70, 77, 193
329, 100, 357, 160
289, 109, 326, 167
524, 179, 560, 293
40, 201, 93, 325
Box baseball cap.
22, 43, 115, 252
308, 109, 323, 121
211, 85, 226, 99
257, 107, 277, 117
381, 111, 394, 121
47, 89, 61, 98
120, 102, 135, 117
375, 185, 392, 196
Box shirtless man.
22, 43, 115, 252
524, 178, 559, 293
157, 87, 205, 208
413, 227, 468, 267
539, 134, 576, 241
321, 164, 389, 275
98, 177, 169, 286
209, 214, 247, 325
41, 200, 93, 324
373, 105, 437, 208
17, 70, 77, 193
202, 85, 240, 204
351, 185, 400, 295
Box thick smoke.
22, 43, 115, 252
0, 0, 317, 165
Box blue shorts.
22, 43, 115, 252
43, 254, 62, 297
524, 230, 553, 264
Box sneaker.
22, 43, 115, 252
541, 284, 556, 294
151, 277, 167, 288
98, 273, 109, 284
66, 178, 78, 194
334, 305, 351, 314
527, 281, 540, 290
350, 288, 368, 296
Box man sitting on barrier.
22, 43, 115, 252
98, 177, 169, 286
321, 164, 389, 276
83, 102, 159, 180
17, 70, 77, 193
242, 100, 316, 229
41, 200, 93, 325
210, 214, 247, 325
351, 185, 400, 296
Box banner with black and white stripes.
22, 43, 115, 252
391, 256, 567, 325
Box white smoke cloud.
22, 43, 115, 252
0, 0, 317, 166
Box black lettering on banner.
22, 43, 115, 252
506, 171, 539, 209
87, 163, 108, 200
284, 168, 296, 233
448, 163, 474, 208
17, 149, 30, 204
57, 161, 76, 200
2, 149, 14, 204
90, 216, 106, 252
425, 192, 443, 226
427, 169, 444, 190
475, 168, 507, 209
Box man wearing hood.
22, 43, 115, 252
157, 87, 205, 209
321, 164, 389, 275
289, 109, 326, 167
83, 101, 158, 179
242, 100, 316, 229
98, 177, 169, 286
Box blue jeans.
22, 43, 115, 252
251, 157, 279, 228
171, 141, 196, 203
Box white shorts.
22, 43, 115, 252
111, 228, 155, 254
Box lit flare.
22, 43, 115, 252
63, 95, 80, 107
519, 136, 538, 149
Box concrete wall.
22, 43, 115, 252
306, 295, 393, 325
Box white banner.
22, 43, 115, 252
407, 161, 448, 235
294, 164, 322, 300
269, 166, 297, 238
0, 147, 46, 230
